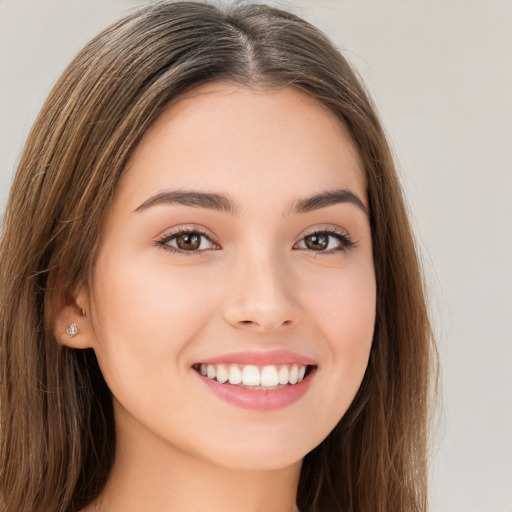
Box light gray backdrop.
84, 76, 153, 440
1, 1, 511, 511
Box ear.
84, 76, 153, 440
52, 284, 96, 350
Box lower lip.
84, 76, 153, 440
196, 370, 315, 411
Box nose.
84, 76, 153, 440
222, 251, 301, 333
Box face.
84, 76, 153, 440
78, 83, 376, 471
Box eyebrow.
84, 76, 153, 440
134, 188, 368, 216
289, 189, 368, 216
134, 190, 239, 214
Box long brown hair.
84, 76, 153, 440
0, 2, 437, 511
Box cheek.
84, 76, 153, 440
89, 254, 220, 393
302, 259, 376, 391
330, 275, 375, 369
305, 256, 376, 342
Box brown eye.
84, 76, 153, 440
159, 229, 217, 254
295, 229, 354, 254
304, 234, 329, 251
176, 233, 201, 250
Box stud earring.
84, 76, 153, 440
66, 322, 79, 337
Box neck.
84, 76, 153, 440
89, 405, 302, 512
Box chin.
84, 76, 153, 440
192, 424, 325, 473
210, 448, 304, 473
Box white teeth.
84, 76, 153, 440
216, 364, 229, 383
207, 364, 216, 380
228, 364, 242, 385
289, 364, 299, 385
242, 365, 261, 386
278, 366, 290, 385
198, 363, 309, 388
260, 365, 279, 387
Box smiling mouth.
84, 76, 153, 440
192, 363, 316, 390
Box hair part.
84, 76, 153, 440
0, 2, 437, 511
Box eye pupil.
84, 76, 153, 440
305, 234, 328, 250
177, 233, 201, 250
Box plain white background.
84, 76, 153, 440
1, 1, 511, 511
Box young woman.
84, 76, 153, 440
0, 2, 436, 511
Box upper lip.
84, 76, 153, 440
194, 349, 317, 367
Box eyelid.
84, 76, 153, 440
156, 224, 355, 256
293, 225, 355, 254
156, 225, 220, 256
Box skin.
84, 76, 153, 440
58, 83, 376, 512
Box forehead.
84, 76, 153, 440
118, 82, 366, 211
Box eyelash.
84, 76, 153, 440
296, 227, 355, 254
157, 227, 219, 256
157, 227, 355, 256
